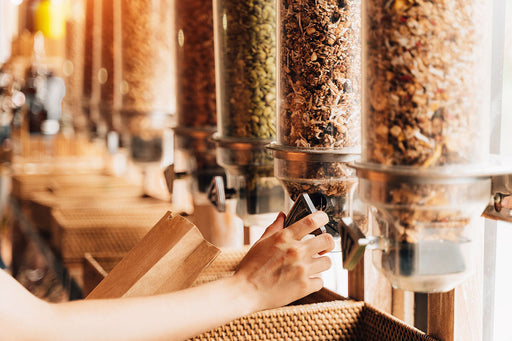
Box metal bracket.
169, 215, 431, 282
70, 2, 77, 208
162, 164, 190, 197
339, 216, 369, 270
207, 176, 236, 212
482, 174, 512, 222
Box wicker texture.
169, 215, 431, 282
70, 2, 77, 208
192, 247, 249, 286
191, 301, 437, 341
361, 305, 437, 341
12, 173, 143, 200
51, 206, 169, 261
30, 193, 170, 233
31, 192, 169, 210
192, 301, 364, 341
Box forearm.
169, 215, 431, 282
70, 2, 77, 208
49, 275, 256, 341
0, 212, 332, 341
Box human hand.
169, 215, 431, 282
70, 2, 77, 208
234, 211, 335, 312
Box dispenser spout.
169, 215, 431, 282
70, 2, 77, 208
207, 176, 236, 212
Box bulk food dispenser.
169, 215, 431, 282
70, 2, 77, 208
338, 0, 512, 293
171, 0, 242, 247
208, 0, 285, 238
117, 0, 175, 192
268, 0, 362, 292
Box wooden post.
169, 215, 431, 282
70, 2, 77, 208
347, 250, 393, 315
427, 220, 485, 341
392, 289, 415, 326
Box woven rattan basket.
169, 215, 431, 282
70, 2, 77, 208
50, 205, 170, 262
30, 192, 171, 233
191, 299, 437, 341
83, 249, 436, 340
12, 173, 143, 201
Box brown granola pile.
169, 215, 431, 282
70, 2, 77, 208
365, 0, 488, 167
279, 0, 361, 149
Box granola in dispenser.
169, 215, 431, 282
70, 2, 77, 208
365, 0, 488, 167
121, 0, 174, 115
279, 0, 361, 149
280, 161, 355, 201
175, 0, 217, 128
217, 0, 276, 140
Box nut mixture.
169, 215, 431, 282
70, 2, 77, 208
279, 0, 361, 149
365, 0, 488, 167
121, 0, 174, 114
217, 0, 276, 140
175, 0, 217, 128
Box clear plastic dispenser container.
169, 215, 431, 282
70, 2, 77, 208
271, 0, 362, 237
173, 0, 224, 201
352, 0, 494, 292
119, 0, 175, 165
212, 0, 285, 226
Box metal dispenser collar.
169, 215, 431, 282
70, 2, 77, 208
268, 143, 361, 163
174, 126, 217, 154
171, 126, 226, 199
269, 142, 361, 235
215, 136, 276, 169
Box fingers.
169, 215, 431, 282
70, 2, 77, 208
307, 277, 324, 293
286, 211, 329, 240
308, 255, 332, 276
260, 212, 286, 239
304, 233, 335, 256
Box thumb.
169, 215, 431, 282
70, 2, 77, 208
260, 211, 285, 239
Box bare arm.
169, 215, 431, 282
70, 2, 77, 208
0, 211, 333, 341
